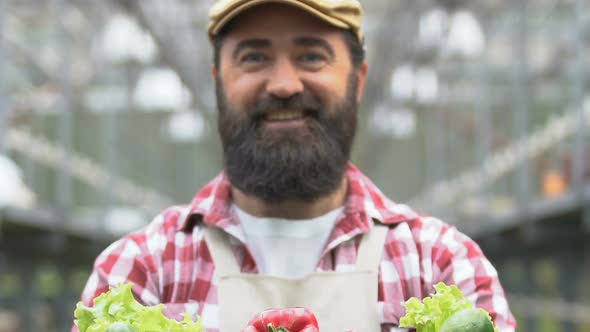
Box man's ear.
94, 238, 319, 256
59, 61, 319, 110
211, 65, 218, 80
356, 62, 369, 103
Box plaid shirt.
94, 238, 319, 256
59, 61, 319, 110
74, 163, 516, 332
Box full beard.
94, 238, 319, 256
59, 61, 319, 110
216, 74, 359, 203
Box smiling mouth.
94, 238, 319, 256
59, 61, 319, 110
264, 110, 314, 122
265, 110, 305, 122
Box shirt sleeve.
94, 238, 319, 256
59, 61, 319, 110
430, 221, 517, 332
70, 230, 161, 331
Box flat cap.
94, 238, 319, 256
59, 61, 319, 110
208, 0, 364, 42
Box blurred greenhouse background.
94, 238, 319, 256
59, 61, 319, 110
0, 0, 589, 331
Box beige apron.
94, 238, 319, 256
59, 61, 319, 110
203, 223, 388, 331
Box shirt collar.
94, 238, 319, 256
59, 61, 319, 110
179, 162, 419, 233
344, 163, 419, 225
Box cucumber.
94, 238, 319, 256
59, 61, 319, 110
439, 308, 495, 332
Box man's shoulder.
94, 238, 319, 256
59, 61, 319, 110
149, 204, 202, 234
97, 204, 205, 260
381, 204, 469, 244
347, 165, 442, 228
119, 204, 201, 243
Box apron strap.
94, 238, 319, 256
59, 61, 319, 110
355, 222, 389, 272
203, 226, 241, 276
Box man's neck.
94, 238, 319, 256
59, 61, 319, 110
231, 177, 348, 220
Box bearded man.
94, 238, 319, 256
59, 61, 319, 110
74, 0, 517, 331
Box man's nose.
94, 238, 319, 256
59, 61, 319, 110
266, 58, 304, 99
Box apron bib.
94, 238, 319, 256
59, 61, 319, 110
203, 223, 388, 331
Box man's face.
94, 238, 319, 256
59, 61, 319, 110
213, 3, 368, 203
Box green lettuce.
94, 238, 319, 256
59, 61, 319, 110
399, 282, 498, 332
74, 283, 203, 332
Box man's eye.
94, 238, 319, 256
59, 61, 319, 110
240, 53, 267, 63
300, 53, 326, 63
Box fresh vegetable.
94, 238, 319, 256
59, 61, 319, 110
105, 322, 137, 332
241, 307, 320, 332
439, 308, 495, 332
399, 282, 498, 332
74, 283, 203, 332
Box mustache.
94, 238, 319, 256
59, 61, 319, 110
248, 91, 323, 119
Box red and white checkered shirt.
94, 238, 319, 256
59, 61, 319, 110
74, 163, 516, 332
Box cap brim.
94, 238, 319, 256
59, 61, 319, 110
209, 0, 350, 41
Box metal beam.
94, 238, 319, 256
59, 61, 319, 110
508, 293, 590, 324
573, 0, 590, 233
512, 0, 530, 212
0, 0, 8, 153
52, 0, 72, 208
0, 206, 116, 243
18, 261, 36, 331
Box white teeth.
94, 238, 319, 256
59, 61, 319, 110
266, 111, 305, 121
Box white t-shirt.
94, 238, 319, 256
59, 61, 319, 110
233, 204, 343, 279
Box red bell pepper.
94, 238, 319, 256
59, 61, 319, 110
241, 307, 320, 332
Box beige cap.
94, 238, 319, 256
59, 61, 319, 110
208, 0, 364, 42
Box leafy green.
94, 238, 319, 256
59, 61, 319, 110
74, 283, 203, 332
399, 282, 498, 332
105, 322, 137, 332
